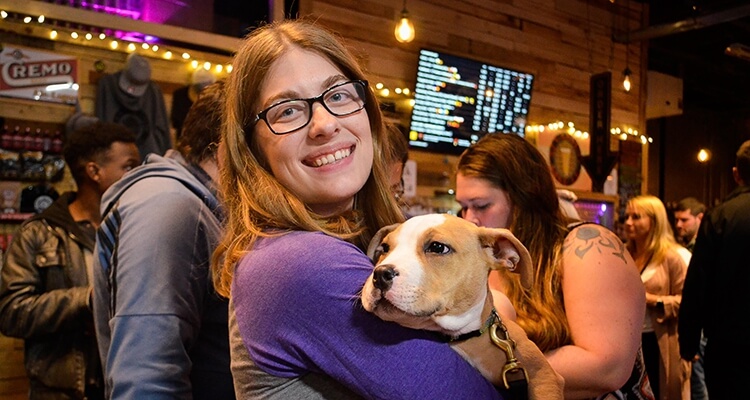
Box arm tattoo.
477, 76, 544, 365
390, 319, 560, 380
563, 226, 627, 263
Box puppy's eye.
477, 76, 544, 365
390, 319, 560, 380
371, 243, 390, 264
425, 241, 451, 254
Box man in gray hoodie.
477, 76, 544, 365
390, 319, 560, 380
93, 81, 234, 399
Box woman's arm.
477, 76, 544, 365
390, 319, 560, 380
233, 232, 503, 400
546, 225, 645, 399
654, 249, 688, 322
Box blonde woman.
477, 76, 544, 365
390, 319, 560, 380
625, 195, 691, 400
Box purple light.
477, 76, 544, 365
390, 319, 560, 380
80, 2, 142, 20
600, 204, 608, 213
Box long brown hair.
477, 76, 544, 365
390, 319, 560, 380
457, 133, 571, 352
212, 20, 404, 298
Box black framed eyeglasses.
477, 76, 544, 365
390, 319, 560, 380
253, 80, 368, 135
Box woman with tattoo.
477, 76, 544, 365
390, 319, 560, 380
455, 133, 650, 399
625, 195, 691, 400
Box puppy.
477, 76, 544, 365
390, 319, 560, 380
362, 213, 563, 399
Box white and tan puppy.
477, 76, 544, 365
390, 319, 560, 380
362, 213, 563, 399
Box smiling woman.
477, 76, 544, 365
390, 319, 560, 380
212, 19, 509, 400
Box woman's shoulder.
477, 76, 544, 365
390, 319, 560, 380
666, 245, 691, 267
254, 231, 360, 256
564, 223, 624, 253
562, 223, 632, 272
239, 231, 370, 278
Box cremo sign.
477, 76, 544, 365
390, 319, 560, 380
0, 45, 79, 105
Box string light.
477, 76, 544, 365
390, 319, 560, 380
0, 9, 231, 77
526, 121, 652, 144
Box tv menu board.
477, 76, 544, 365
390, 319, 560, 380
408, 49, 534, 155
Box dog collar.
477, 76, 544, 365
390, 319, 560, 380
443, 308, 500, 342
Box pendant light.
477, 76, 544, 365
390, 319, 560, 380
623, 66, 632, 92
622, 0, 632, 92
394, 0, 415, 43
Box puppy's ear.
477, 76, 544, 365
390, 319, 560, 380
366, 223, 400, 263
480, 228, 533, 290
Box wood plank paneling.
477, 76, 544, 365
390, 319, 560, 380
0, 334, 27, 400
306, 0, 646, 197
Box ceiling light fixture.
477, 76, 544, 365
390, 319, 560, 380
725, 42, 750, 62
623, 66, 632, 92
394, 0, 415, 43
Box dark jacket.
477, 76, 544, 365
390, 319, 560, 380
679, 185, 750, 360
0, 192, 101, 399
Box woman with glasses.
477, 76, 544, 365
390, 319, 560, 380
212, 20, 507, 399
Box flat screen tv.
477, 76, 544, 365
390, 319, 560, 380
408, 49, 534, 155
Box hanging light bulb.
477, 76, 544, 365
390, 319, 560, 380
622, 67, 632, 92
394, 0, 415, 43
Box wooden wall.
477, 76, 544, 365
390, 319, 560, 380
0, 0, 647, 391
300, 0, 648, 196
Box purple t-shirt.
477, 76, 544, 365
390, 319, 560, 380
232, 231, 503, 399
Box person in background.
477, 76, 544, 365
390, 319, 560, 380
673, 197, 705, 252
625, 195, 691, 400
171, 68, 217, 140
384, 122, 409, 204
454, 133, 647, 399
93, 81, 234, 399
672, 196, 708, 400
212, 20, 508, 399
556, 188, 581, 222
680, 140, 750, 400
0, 122, 139, 399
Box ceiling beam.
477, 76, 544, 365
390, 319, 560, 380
1, 0, 242, 54
614, 3, 750, 43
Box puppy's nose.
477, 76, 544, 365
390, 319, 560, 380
372, 265, 398, 292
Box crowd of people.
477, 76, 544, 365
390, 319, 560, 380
1, 18, 749, 400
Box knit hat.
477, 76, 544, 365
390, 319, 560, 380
118, 53, 151, 97
65, 112, 99, 136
